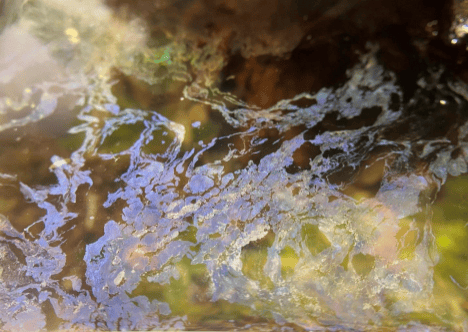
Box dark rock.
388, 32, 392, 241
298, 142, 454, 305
105, 0, 468, 108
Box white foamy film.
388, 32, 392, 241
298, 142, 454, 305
1, 0, 468, 331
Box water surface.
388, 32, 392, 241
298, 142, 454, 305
1, 0, 468, 331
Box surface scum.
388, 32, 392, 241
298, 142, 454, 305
1, 0, 468, 331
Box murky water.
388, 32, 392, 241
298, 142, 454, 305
1, 0, 468, 331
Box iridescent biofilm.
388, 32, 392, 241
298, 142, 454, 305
1, 0, 468, 331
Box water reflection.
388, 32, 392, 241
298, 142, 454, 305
1, 0, 468, 331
